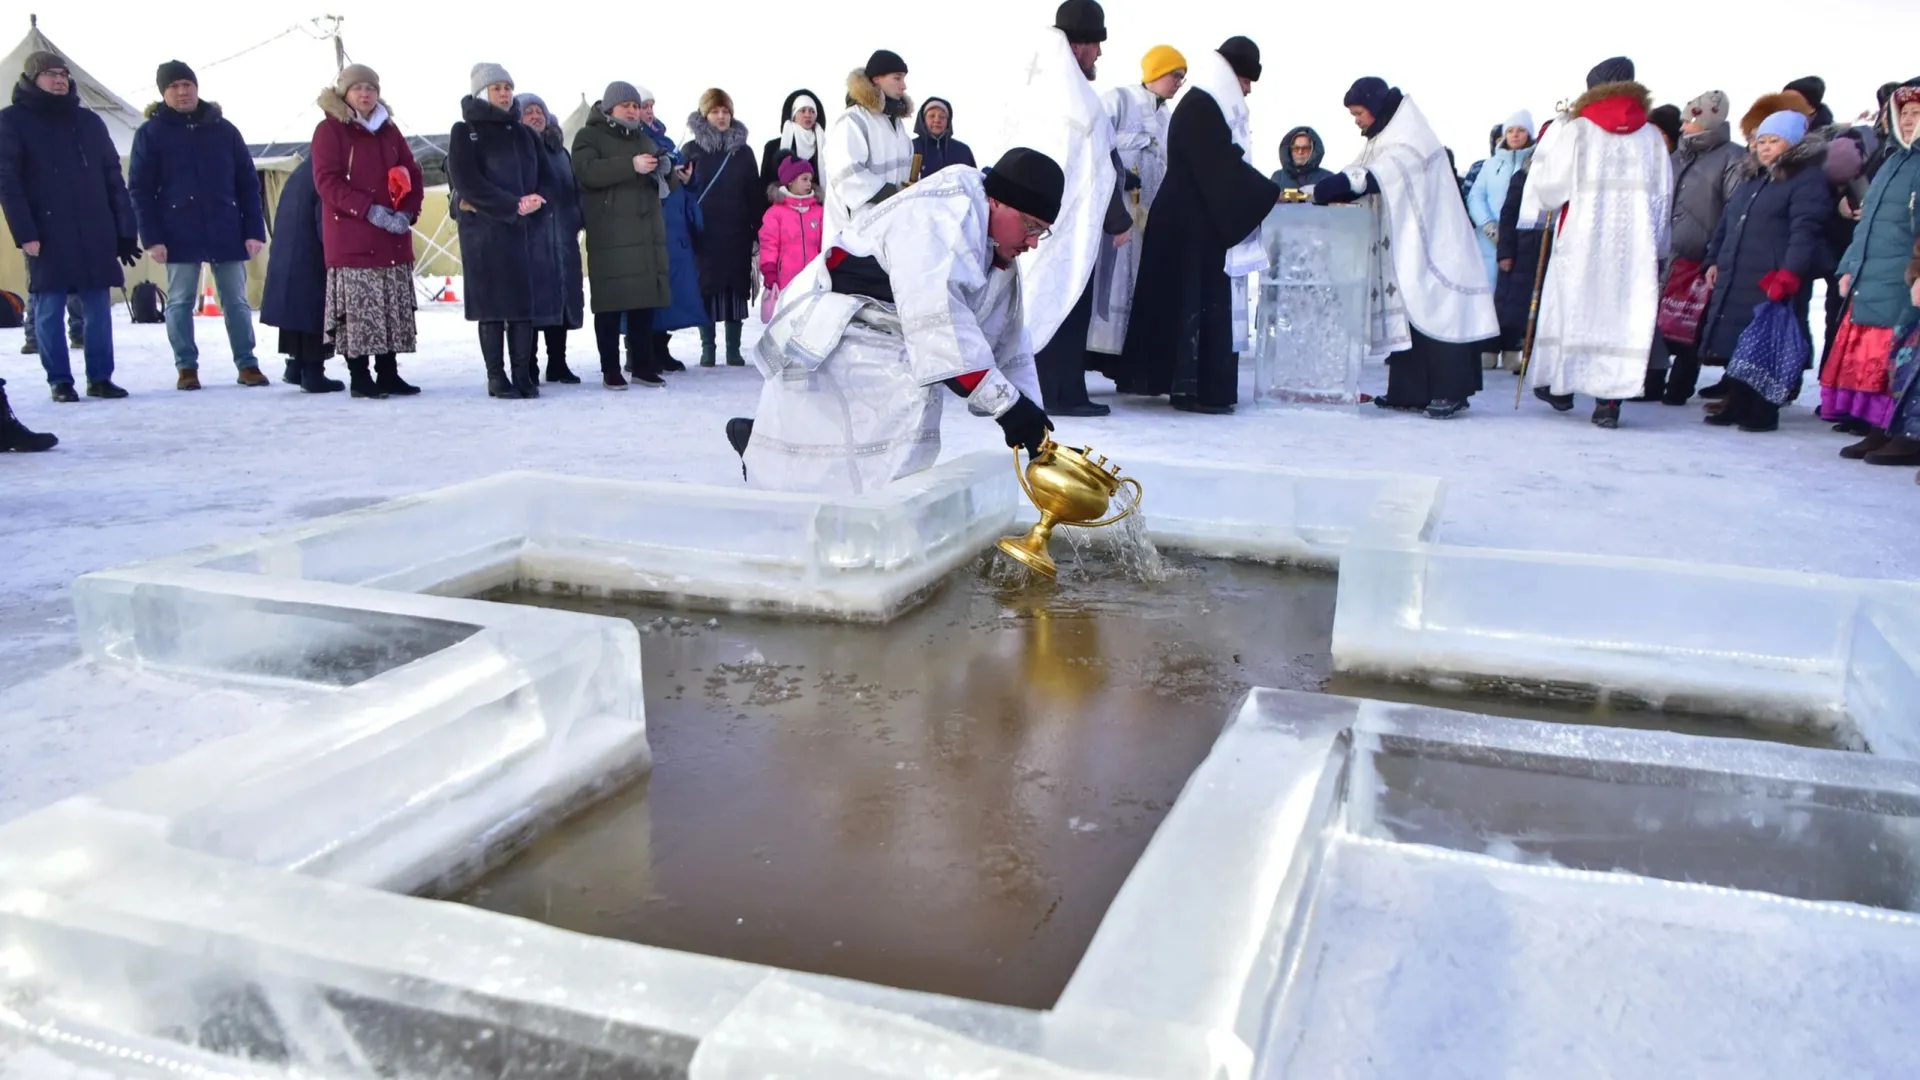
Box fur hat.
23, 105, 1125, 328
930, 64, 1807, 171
865, 50, 908, 79
698, 88, 734, 117
470, 62, 513, 97
1741, 91, 1813, 140
984, 147, 1065, 225
1218, 37, 1261, 82
156, 60, 196, 93
1141, 45, 1186, 85
335, 64, 380, 95
22, 51, 66, 81
1586, 56, 1634, 89
1755, 110, 1808, 147
601, 81, 643, 109
1054, 0, 1107, 44
777, 156, 815, 187
1686, 91, 1729, 128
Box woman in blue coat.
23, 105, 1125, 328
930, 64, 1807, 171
514, 93, 585, 384
259, 156, 341, 393
1466, 112, 1534, 309
642, 110, 704, 372
1699, 110, 1833, 430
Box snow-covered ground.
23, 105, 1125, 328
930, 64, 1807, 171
1, 301, 1913, 821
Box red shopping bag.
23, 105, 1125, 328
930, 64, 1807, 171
1658, 257, 1709, 345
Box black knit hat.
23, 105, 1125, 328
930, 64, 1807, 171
1054, 0, 1107, 44
984, 147, 1065, 225
156, 60, 197, 93
1783, 76, 1826, 108
1586, 56, 1635, 89
1648, 104, 1682, 147
865, 50, 908, 78
1218, 37, 1262, 82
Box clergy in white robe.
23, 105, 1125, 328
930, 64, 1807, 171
1087, 52, 1179, 357
737, 151, 1066, 495
824, 52, 917, 242
1314, 77, 1499, 416
1520, 69, 1673, 418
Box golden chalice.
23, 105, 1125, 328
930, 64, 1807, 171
995, 439, 1144, 579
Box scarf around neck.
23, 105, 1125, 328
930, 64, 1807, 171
780, 121, 818, 161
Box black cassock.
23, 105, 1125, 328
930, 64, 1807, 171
1118, 89, 1279, 409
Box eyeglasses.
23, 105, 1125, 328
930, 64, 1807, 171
1020, 214, 1051, 242
40, 69, 70, 81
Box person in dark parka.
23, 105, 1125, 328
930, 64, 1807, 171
573, 81, 674, 388
449, 65, 562, 399
912, 97, 974, 175
1494, 149, 1550, 357
259, 156, 342, 393
684, 87, 765, 366
513, 92, 585, 385
0, 51, 139, 399
758, 88, 823, 198
1699, 110, 1832, 429
1271, 125, 1332, 193
1118, 41, 1281, 413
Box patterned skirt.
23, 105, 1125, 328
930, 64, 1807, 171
1818, 307, 1897, 427
1887, 313, 1920, 440
324, 265, 418, 358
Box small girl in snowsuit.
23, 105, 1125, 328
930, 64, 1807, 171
758, 157, 825, 298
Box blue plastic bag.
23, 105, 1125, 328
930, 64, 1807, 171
1726, 300, 1809, 405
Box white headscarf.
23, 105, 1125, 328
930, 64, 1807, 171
781, 94, 822, 160
1184, 49, 1265, 277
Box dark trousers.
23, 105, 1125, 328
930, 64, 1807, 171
596, 309, 657, 376
536, 326, 567, 362
1820, 274, 1846, 372
1035, 285, 1095, 410
1664, 341, 1703, 403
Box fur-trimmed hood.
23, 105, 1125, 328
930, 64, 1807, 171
1569, 80, 1653, 134
687, 111, 750, 154
317, 86, 394, 128
1739, 91, 1813, 142
142, 100, 223, 122
844, 68, 912, 118
1736, 127, 1828, 181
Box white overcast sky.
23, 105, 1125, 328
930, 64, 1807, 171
17, 0, 1916, 176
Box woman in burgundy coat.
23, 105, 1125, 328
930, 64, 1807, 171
310, 64, 425, 398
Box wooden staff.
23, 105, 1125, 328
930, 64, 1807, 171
908, 153, 923, 185
1513, 215, 1556, 408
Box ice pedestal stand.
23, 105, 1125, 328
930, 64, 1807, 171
1252, 204, 1371, 407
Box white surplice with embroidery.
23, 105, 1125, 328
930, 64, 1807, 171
1088, 82, 1168, 355
1519, 113, 1673, 400
824, 99, 915, 242
745, 168, 1041, 495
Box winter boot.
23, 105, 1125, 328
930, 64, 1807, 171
481, 330, 515, 398
545, 333, 582, 384
176, 369, 201, 391
1633, 366, 1666, 403
373, 355, 420, 396
1863, 436, 1920, 467
1697, 374, 1732, 400
725, 321, 746, 366
508, 329, 539, 399
0, 382, 58, 452
699, 324, 718, 367
1426, 398, 1468, 419
85, 380, 128, 399
49, 382, 77, 403
281, 360, 301, 385
726, 417, 753, 480
299, 358, 345, 394
19, 340, 36, 356
1703, 382, 1747, 426
1591, 399, 1622, 428
1663, 354, 1701, 405
601, 357, 629, 390
347, 357, 387, 399
1532, 386, 1574, 412
1501, 351, 1523, 374
237, 365, 270, 387
655, 332, 686, 373
1841, 432, 1891, 459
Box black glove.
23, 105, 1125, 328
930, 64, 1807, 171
996, 394, 1053, 458
117, 238, 141, 267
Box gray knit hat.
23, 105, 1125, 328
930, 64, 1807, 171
601, 80, 643, 108
470, 62, 513, 97
335, 63, 380, 95
23, 51, 67, 81
1686, 90, 1729, 128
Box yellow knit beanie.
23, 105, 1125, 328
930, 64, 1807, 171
1141, 45, 1187, 85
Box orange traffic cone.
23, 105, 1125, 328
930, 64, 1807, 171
197, 284, 221, 318
439, 276, 459, 303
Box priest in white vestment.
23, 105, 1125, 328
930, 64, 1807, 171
1519, 56, 1673, 429
1314, 77, 1498, 418
727, 149, 1065, 495
824, 50, 917, 241
1087, 45, 1184, 358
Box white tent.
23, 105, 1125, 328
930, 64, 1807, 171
0, 16, 144, 154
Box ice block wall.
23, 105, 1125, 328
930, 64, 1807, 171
1252, 204, 1370, 406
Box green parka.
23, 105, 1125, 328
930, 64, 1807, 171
572, 104, 674, 312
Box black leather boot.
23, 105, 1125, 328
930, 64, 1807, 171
347, 357, 386, 398
373, 354, 419, 396
481, 325, 514, 398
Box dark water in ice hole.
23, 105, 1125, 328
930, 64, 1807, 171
454, 552, 1841, 1010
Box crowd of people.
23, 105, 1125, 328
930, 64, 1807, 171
1, 14, 1917, 494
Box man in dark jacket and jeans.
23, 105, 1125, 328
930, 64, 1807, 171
130, 60, 267, 391
0, 50, 139, 401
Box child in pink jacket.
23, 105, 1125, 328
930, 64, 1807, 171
758, 157, 825, 294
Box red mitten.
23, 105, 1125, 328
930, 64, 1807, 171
386, 166, 413, 209
1760, 270, 1801, 302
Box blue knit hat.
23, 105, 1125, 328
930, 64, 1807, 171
1755, 110, 1808, 146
